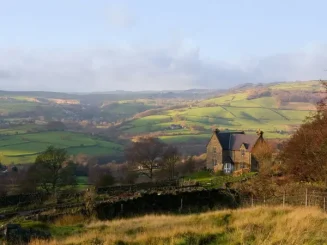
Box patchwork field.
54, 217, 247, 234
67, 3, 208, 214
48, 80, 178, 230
120, 92, 314, 143
0, 129, 123, 165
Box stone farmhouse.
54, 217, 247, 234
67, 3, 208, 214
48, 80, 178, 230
206, 129, 265, 174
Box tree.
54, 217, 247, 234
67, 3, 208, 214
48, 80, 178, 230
88, 165, 115, 188
176, 156, 197, 176
252, 141, 274, 172
125, 137, 166, 180
279, 81, 327, 182
46, 121, 66, 131
29, 146, 76, 194
162, 145, 180, 180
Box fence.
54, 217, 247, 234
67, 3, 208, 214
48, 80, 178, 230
240, 189, 327, 211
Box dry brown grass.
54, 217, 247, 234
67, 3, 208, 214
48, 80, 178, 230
53, 214, 86, 226
29, 205, 327, 245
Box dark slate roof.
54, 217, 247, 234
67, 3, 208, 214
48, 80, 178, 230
215, 131, 259, 151
230, 134, 259, 151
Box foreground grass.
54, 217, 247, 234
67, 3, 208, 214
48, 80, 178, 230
30, 206, 327, 245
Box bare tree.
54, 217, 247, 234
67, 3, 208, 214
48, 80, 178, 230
125, 137, 166, 180
162, 145, 180, 180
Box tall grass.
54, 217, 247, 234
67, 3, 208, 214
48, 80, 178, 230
30, 205, 327, 245
53, 214, 86, 226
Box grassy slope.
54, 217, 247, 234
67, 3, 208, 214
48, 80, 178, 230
29, 206, 327, 245
0, 129, 123, 164
121, 81, 320, 143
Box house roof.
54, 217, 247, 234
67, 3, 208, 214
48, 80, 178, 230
229, 134, 259, 151
214, 130, 260, 151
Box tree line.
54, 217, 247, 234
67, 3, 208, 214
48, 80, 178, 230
0, 137, 205, 198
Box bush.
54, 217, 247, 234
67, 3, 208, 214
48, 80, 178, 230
96, 174, 115, 188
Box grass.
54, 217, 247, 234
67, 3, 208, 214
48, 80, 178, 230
0, 124, 43, 135
131, 115, 171, 127
269, 80, 322, 91
101, 102, 155, 115
29, 206, 327, 245
0, 131, 123, 164
20, 215, 86, 240
159, 134, 211, 143
185, 171, 257, 188
76, 176, 88, 185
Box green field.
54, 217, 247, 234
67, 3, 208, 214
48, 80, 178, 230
102, 101, 155, 113
120, 82, 318, 139
121, 103, 312, 140
0, 130, 123, 165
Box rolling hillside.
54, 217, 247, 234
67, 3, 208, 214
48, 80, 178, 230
0, 80, 323, 162
119, 81, 323, 143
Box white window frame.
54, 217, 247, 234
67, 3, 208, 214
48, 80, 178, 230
224, 163, 233, 174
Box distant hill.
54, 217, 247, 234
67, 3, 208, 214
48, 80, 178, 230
117, 80, 323, 144
0, 80, 324, 144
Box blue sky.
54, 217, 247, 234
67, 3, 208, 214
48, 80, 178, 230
0, 0, 327, 91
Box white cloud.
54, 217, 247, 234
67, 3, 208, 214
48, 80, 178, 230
0, 42, 327, 92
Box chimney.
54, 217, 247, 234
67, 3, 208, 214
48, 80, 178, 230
214, 128, 220, 134
257, 129, 263, 137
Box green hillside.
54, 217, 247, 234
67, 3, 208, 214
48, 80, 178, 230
120, 81, 322, 143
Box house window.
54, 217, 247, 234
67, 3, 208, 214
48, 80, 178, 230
241, 149, 245, 156
213, 147, 217, 153
224, 163, 233, 174
212, 158, 217, 166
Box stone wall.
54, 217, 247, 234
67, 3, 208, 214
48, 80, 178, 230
95, 188, 240, 220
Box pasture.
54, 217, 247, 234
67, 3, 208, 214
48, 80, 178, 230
0, 130, 123, 165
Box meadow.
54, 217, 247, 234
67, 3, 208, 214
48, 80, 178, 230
0, 127, 123, 164
28, 205, 327, 245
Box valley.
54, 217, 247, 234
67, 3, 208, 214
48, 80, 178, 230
0, 80, 322, 164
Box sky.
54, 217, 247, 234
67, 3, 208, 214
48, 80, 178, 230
1, 0, 327, 92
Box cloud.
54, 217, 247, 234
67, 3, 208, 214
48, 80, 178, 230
0, 43, 327, 92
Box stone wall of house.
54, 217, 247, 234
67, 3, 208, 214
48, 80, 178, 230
230, 150, 252, 170
206, 135, 223, 170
